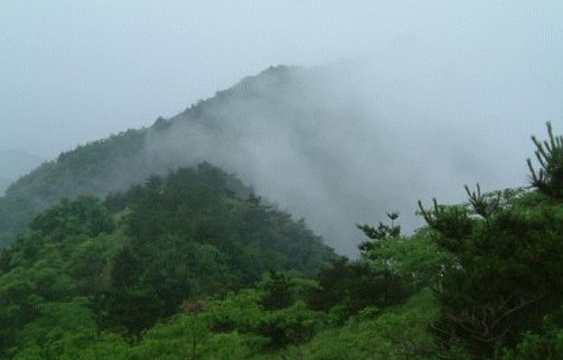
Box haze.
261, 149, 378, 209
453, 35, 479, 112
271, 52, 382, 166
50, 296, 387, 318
1, 1, 563, 254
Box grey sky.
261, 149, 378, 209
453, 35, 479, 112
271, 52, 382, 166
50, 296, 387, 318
1, 0, 562, 160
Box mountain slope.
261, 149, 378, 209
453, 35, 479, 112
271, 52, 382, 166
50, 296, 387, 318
0, 128, 149, 247
0, 64, 503, 253
2, 65, 350, 248
0, 162, 335, 356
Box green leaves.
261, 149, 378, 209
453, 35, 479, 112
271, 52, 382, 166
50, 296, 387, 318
420, 185, 563, 358
417, 124, 563, 358
0, 162, 336, 358
527, 122, 563, 199
10, 298, 98, 358
30, 195, 115, 239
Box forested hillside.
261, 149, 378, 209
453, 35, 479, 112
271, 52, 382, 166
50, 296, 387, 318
1, 120, 562, 359
0, 128, 149, 248
0, 162, 334, 358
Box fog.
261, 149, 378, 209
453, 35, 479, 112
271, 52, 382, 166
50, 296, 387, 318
144, 61, 557, 255
2, 1, 563, 254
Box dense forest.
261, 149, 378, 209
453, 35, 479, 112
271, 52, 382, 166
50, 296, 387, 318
1, 122, 562, 359
0, 162, 334, 358
0, 128, 149, 248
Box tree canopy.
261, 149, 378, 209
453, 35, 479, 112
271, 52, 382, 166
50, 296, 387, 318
1, 124, 563, 360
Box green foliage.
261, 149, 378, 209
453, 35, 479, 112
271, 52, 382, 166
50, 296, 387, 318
502, 330, 563, 360
0, 162, 334, 358
9, 298, 98, 359
357, 211, 401, 247
306, 214, 418, 324
207, 289, 264, 334
207, 274, 327, 351
0, 129, 147, 248
408, 125, 563, 359
498, 306, 563, 360
259, 271, 295, 310
101, 287, 165, 341
306, 258, 397, 322
419, 186, 563, 358
30, 195, 115, 238
281, 289, 441, 360
257, 300, 326, 349
527, 122, 563, 199
363, 228, 453, 292
2, 124, 563, 360
92, 163, 334, 337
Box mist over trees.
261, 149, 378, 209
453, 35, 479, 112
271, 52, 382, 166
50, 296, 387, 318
0, 64, 535, 254
0, 64, 561, 360
1, 1, 561, 358
0, 120, 561, 359
0, 32, 563, 359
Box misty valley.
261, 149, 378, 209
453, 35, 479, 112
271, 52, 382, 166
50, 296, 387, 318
1, 66, 563, 360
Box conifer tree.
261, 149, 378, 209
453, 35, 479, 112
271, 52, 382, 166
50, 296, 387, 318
527, 122, 563, 198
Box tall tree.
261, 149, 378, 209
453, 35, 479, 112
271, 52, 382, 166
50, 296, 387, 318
418, 123, 563, 359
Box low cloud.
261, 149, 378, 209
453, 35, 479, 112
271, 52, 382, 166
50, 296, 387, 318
142, 59, 546, 256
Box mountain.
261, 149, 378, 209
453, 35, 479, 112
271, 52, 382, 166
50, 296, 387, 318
0, 64, 500, 253
2, 123, 562, 360
2, 65, 356, 249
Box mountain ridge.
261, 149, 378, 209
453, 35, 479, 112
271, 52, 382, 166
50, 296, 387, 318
0, 63, 500, 254
0, 65, 313, 248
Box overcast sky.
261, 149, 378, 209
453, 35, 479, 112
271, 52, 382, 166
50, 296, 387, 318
1, 1, 562, 160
